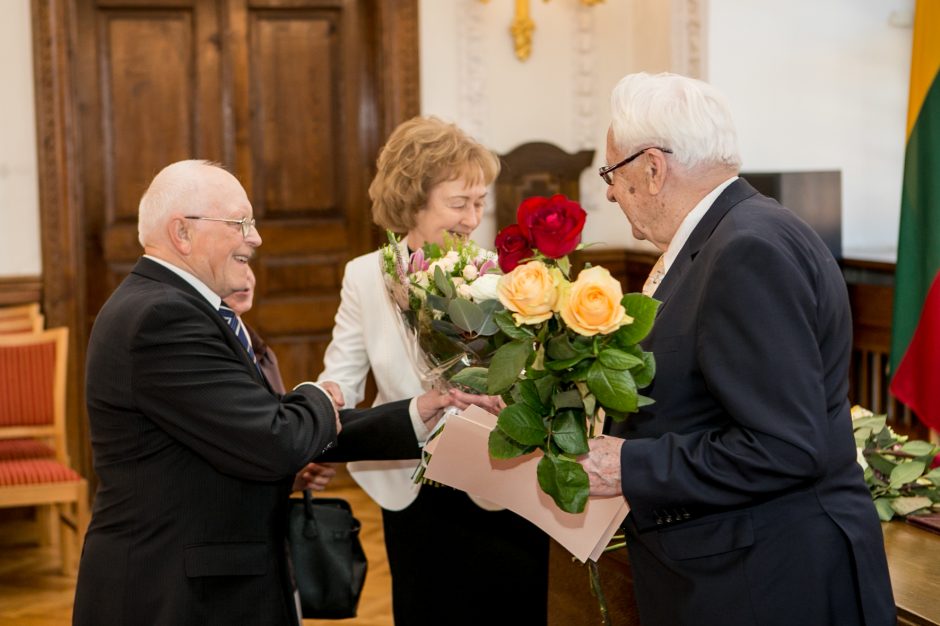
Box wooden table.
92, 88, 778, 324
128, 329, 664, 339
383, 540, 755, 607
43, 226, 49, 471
548, 521, 940, 626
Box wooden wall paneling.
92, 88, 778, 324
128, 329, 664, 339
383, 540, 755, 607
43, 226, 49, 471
0, 277, 43, 307
32, 0, 90, 479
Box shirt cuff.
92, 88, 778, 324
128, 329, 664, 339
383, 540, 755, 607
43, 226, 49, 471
409, 396, 431, 443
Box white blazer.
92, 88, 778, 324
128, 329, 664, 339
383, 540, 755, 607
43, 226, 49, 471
318, 248, 500, 511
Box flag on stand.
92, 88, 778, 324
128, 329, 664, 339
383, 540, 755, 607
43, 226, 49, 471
890, 0, 940, 432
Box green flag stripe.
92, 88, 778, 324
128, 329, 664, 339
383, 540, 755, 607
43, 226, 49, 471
891, 71, 940, 373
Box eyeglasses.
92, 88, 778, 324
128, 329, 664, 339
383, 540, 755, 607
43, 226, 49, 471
598, 147, 673, 185
185, 215, 257, 238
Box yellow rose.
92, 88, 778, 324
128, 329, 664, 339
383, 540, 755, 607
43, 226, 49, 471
558, 266, 633, 336
498, 261, 561, 325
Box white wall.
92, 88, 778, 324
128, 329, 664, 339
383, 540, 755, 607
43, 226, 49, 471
0, 0, 41, 276
709, 0, 912, 258
420, 0, 913, 259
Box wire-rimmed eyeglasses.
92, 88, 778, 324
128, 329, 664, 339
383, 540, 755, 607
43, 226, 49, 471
185, 215, 257, 238
598, 147, 673, 185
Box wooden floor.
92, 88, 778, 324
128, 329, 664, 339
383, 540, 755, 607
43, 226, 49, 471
0, 466, 394, 626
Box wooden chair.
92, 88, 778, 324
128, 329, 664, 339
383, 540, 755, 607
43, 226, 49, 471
494, 142, 595, 231
0, 327, 89, 574
0, 303, 44, 335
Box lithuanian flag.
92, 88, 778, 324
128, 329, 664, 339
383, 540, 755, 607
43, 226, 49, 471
890, 0, 940, 432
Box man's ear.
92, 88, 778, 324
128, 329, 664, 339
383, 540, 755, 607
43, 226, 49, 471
645, 150, 669, 195
168, 216, 192, 255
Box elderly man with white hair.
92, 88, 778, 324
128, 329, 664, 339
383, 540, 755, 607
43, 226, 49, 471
579, 74, 895, 626
73, 160, 456, 626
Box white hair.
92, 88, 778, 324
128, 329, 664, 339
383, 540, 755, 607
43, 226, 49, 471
137, 160, 218, 247
610, 72, 741, 171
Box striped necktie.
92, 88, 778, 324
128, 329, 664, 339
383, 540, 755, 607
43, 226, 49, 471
642, 255, 666, 297
217, 304, 259, 367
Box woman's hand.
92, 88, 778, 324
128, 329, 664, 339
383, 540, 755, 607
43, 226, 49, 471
447, 388, 506, 415
292, 462, 338, 493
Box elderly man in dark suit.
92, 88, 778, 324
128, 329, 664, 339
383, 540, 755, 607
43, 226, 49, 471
73, 160, 456, 626
579, 73, 895, 626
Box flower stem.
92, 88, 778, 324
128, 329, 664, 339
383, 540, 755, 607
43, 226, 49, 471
588, 560, 612, 626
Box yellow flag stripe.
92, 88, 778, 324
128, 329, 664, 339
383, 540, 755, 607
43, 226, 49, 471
907, 0, 940, 140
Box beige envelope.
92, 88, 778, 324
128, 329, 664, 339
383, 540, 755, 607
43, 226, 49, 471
424, 405, 629, 562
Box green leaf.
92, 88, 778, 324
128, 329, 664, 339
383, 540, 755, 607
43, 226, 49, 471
433, 265, 454, 298
425, 293, 449, 312
496, 403, 547, 446
494, 309, 535, 340
553, 389, 583, 411
901, 440, 938, 457
545, 354, 592, 371
614, 293, 661, 345
587, 361, 638, 414
448, 297, 485, 333
925, 467, 940, 487
556, 256, 572, 278
552, 410, 589, 455
449, 366, 489, 393
890, 495, 934, 517
477, 299, 504, 336
889, 461, 927, 489
873, 497, 896, 521
516, 379, 547, 412
852, 414, 888, 434
536, 453, 589, 514
487, 340, 534, 395
488, 427, 533, 459
636, 394, 655, 407
598, 348, 643, 370
630, 350, 656, 388
534, 375, 556, 407
546, 334, 580, 360
866, 453, 897, 478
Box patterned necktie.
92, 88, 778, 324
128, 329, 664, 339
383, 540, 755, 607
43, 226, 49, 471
642, 255, 666, 297
217, 304, 259, 367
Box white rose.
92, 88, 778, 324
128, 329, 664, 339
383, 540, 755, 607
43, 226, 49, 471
439, 251, 459, 272
452, 277, 465, 287
414, 271, 430, 288
467, 273, 501, 302
457, 283, 473, 299
462, 264, 479, 281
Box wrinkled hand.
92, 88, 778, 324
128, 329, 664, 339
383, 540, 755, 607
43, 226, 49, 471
292, 462, 337, 493
578, 436, 626, 497
447, 388, 506, 415
415, 389, 454, 431
319, 381, 346, 408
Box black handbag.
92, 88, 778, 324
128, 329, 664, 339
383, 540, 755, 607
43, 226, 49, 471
287, 489, 368, 619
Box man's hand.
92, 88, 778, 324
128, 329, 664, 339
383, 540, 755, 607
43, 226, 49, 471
292, 462, 337, 493
415, 389, 452, 430
578, 435, 626, 497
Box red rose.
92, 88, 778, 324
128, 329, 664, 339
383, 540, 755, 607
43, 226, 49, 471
495, 224, 535, 273
516, 194, 586, 259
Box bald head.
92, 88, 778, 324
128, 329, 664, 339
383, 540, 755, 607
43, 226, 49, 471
137, 159, 262, 299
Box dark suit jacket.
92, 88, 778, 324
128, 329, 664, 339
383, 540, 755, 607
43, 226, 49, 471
610, 179, 895, 626
73, 258, 421, 626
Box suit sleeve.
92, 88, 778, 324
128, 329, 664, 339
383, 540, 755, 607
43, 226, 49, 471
620, 234, 831, 529
131, 298, 338, 482
317, 258, 372, 407
316, 399, 421, 462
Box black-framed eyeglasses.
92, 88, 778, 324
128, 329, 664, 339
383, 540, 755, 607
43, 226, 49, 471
598, 147, 673, 185
185, 215, 257, 238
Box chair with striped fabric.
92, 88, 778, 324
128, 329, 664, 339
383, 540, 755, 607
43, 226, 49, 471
0, 327, 88, 574
0, 303, 44, 334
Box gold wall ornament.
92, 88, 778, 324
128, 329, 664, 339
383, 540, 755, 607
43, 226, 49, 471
481, 0, 605, 62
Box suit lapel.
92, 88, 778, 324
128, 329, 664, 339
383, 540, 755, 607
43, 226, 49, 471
133, 257, 272, 390
651, 178, 760, 312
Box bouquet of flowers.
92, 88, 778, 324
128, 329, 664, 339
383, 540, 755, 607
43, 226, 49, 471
450, 194, 660, 514
380, 231, 508, 482
852, 405, 940, 520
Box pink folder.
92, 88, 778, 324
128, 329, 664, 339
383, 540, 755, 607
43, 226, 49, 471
424, 405, 630, 562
